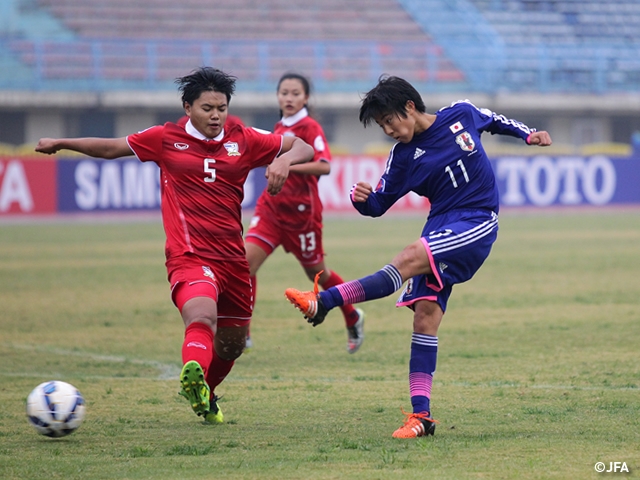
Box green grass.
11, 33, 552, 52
0, 212, 639, 479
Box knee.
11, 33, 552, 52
184, 316, 216, 331
181, 297, 218, 330
214, 330, 247, 361
216, 345, 243, 361
412, 303, 443, 336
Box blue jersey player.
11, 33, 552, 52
285, 75, 552, 439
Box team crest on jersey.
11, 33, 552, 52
174, 143, 189, 150
455, 132, 475, 152
223, 142, 241, 156
405, 278, 413, 295
202, 266, 215, 281
375, 178, 386, 192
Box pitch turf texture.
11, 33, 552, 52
0, 212, 638, 479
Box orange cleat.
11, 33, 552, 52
284, 271, 328, 326
392, 409, 438, 438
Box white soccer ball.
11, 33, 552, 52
26, 381, 86, 438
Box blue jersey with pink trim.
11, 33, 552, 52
352, 101, 534, 218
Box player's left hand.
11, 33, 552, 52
528, 131, 552, 146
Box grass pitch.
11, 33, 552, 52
0, 211, 638, 479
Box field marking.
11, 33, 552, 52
3, 343, 180, 380
4, 343, 637, 391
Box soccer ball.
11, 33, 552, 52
26, 381, 86, 438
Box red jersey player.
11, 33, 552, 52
245, 72, 365, 353
35, 67, 314, 423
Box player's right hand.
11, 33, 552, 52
528, 131, 552, 146
350, 182, 373, 203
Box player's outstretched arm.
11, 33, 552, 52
265, 136, 314, 195
528, 131, 552, 146
35, 137, 133, 159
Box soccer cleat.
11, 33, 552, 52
204, 395, 224, 424
392, 409, 438, 438
179, 361, 210, 417
346, 309, 365, 354
284, 271, 328, 327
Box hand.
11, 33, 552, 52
350, 182, 373, 203
265, 160, 289, 195
528, 131, 552, 146
35, 138, 61, 155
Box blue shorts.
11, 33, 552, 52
397, 209, 498, 313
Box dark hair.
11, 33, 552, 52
359, 75, 426, 127
175, 67, 237, 106
277, 72, 311, 96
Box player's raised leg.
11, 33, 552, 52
285, 264, 403, 326
302, 264, 367, 353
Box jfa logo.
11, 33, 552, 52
594, 461, 629, 473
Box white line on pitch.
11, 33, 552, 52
3, 343, 180, 380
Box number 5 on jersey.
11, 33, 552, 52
204, 158, 216, 182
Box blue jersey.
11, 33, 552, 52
352, 101, 534, 218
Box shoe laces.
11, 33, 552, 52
312, 270, 323, 295
400, 407, 438, 426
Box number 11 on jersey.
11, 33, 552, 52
445, 159, 470, 188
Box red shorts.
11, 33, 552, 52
166, 253, 252, 328
245, 213, 324, 267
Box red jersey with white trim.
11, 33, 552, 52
253, 110, 329, 230
127, 122, 283, 260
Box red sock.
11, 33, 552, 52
206, 350, 235, 394
321, 270, 359, 327
181, 322, 214, 377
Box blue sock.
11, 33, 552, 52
409, 333, 438, 414
318, 264, 403, 310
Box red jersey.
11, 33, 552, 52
254, 109, 329, 230
127, 122, 283, 260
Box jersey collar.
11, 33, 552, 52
185, 119, 225, 142
281, 107, 308, 127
